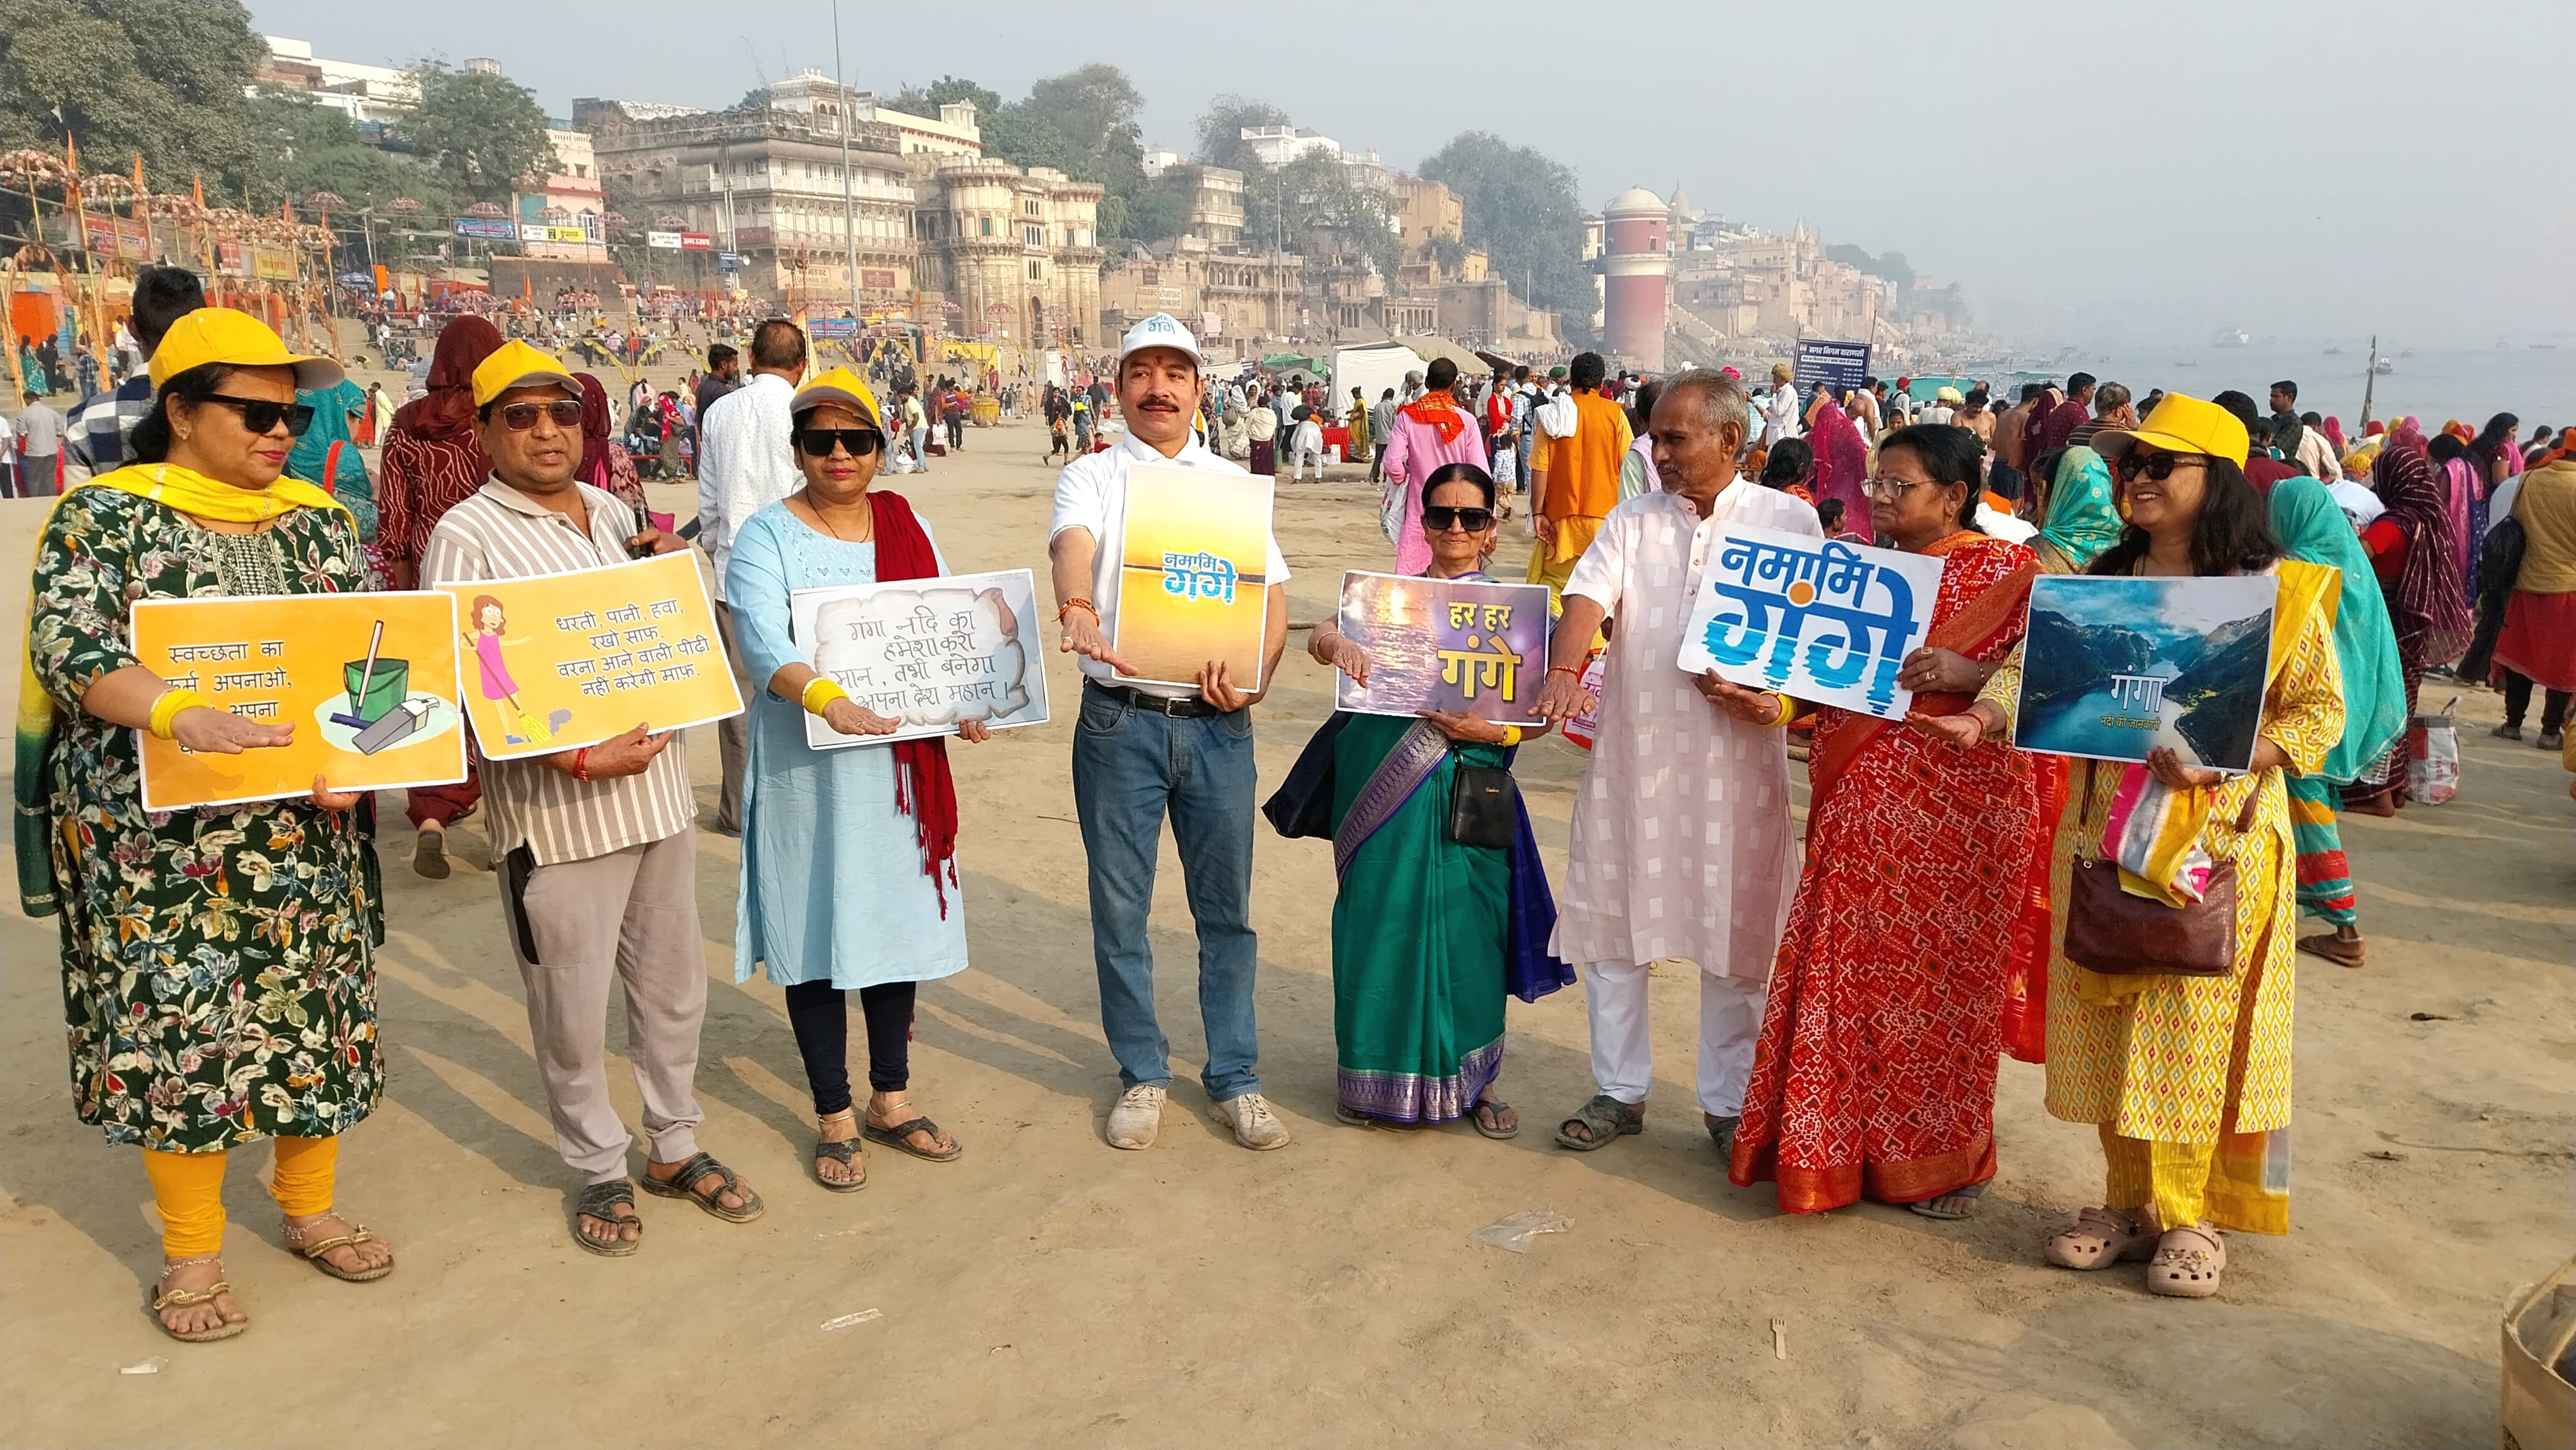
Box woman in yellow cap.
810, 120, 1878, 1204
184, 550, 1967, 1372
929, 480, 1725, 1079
1917, 393, 2346, 1299
724, 368, 988, 1190
17, 308, 397, 1341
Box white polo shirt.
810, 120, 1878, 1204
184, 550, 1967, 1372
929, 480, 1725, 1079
1049, 431, 1290, 699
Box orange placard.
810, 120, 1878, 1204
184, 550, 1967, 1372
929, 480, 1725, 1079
132, 591, 467, 811
1111, 462, 1274, 690
436, 551, 742, 760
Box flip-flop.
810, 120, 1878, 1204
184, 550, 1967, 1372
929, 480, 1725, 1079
282, 1214, 395, 1282
862, 1115, 963, 1163
813, 1112, 868, 1192
146, 1255, 247, 1342
1907, 1179, 1991, 1221
2296, 932, 2366, 968
1472, 1098, 1520, 1141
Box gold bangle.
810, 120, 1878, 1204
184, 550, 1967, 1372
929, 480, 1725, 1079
800, 677, 850, 716
148, 688, 208, 740
1500, 724, 1523, 748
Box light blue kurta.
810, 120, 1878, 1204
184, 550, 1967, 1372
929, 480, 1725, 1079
725, 500, 970, 988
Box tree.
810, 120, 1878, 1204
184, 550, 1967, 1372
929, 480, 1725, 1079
0, 0, 263, 195
1827, 243, 1914, 289
1243, 152, 1398, 279
1193, 95, 1289, 171
1419, 131, 1594, 339
243, 88, 456, 219
889, 76, 1001, 118
397, 62, 555, 203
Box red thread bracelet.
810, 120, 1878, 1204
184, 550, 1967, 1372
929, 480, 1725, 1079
1057, 597, 1099, 624
1547, 664, 1582, 679
573, 746, 592, 782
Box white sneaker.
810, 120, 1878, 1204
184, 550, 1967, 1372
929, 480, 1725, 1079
1105, 1084, 1166, 1150
1209, 1092, 1291, 1151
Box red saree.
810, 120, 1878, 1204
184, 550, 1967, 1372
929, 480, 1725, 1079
1731, 534, 2041, 1213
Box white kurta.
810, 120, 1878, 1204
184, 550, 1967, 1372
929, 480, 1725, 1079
1549, 479, 1824, 978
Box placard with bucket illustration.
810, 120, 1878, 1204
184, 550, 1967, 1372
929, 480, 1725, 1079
131, 590, 467, 811
1111, 462, 1275, 690
436, 551, 742, 761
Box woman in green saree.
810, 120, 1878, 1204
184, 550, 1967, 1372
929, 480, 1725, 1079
1306, 462, 1573, 1137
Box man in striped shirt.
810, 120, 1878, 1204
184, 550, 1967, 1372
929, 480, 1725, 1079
422, 340, 764, 1254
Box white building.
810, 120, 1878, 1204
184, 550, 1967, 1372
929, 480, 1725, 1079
1240, 125, 1340, 168
255, 36, 417, 125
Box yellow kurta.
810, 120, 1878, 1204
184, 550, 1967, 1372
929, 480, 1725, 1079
1981, 568, 2344, 1145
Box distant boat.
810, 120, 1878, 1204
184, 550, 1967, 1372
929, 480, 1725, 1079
2374, 357, 2395, 374
2211, 328, 2250, 347
2323, 347, 2342, 356
2534, 343, 2561, 351
2400, 349, 2415, 358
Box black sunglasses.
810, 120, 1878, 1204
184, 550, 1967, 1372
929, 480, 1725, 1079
796, 428, 884, 458
201, 394, 316, 436
497, 398, 585, 431
2115, 449, 2210, 482
1422, 505, 1495, 532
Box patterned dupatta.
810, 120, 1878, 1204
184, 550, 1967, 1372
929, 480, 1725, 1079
1805, 533, 2038, 823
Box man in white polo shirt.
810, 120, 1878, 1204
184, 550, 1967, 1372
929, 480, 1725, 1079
1049, 314, 1292, 1152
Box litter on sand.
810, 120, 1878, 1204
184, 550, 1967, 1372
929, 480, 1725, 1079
1470, 1210, 1571, 1254
820, 1309, 885, 1332
1771, 1321, 1788, 1361
120, 1357, 167, 1375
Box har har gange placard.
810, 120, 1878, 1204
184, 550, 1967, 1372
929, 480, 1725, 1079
1674, 524, 1944, 721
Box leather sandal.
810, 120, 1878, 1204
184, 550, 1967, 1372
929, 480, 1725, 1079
813, 1110, 868, 1192
2147, 1223, 2227, 1297
1555, 1094, 1643, 1151
2296, 932, 2366, 968
2045, 1206, 2160, 1270
146, 1254, 248, 1343
640, 1151, 765, 1222
282, 1213, 395, 1283
571, 1180, 641, 1257
863, 1109, 962, 1163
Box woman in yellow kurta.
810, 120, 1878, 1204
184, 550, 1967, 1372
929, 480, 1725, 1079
1920, 395, 2344, 1300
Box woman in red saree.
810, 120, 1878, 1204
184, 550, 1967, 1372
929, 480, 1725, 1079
1731, 424, 2040, 1219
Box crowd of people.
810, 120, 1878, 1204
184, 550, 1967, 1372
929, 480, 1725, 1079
16, 288, 2573, 1345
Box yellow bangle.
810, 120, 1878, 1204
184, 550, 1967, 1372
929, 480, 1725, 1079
800, 677, 850, 716
148, 688, 208, 740
1500, 724, 1523, 748
1768, 694, 1796, 729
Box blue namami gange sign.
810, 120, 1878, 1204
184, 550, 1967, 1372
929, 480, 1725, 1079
1160, 550, 1239, 605
1674, 524, 1947, 721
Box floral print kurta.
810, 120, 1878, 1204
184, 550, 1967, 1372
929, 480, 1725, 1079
30, 486, 385, 1153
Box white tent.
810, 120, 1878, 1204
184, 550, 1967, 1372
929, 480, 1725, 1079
1332, 341, 1428, 410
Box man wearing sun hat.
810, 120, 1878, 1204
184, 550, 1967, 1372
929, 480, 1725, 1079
421, 339, 765, 1255
1048, 312, 1293, 1153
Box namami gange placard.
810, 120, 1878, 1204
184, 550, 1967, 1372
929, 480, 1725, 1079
790, 568, 1051, 749
1111, 461, 1275, 690
1674, 524, 1944, 721
436, 550, 742, 760
131, 590, 467, 811
1333, 572, 1549, 727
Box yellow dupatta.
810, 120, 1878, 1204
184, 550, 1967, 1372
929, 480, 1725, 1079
16, 464, 349, 914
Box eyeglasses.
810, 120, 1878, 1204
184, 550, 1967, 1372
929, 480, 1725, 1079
796, 428, 883, 458
1422, 505, 1495, 532
1861, 476, 1939, 500
200, 395, 316, 436
497, 398, 585, 431
2114, 450, 2209, 482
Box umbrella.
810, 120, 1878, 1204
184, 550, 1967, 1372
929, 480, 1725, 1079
464, 201, 506, 219
303, 191, 347, 210
385, 196, 423, 216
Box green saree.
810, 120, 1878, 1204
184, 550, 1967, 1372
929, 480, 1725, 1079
1327, 715, 1508, 1122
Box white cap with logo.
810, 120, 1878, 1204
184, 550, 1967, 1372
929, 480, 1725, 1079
1118, 312, 1202, 369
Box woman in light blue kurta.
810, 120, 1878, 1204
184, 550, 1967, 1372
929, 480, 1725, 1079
724, 366, 985, 1191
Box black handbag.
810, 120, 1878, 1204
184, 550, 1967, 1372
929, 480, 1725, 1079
1448, 759, 1518, 849
1261, 712, 1352, 839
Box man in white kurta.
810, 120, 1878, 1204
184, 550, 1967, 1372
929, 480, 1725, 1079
1539, 370, 1822, 1158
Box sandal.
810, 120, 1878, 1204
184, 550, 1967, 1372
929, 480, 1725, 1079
1907, 1179, 1992, 1221
813, 1110, 867, 1192
146, 1254, 248, 1343
1705, 1114, 1741, 1158
1554, 1094, 1643, 1152
2045, 1206, 2159, 1269
2147, 1223, 2227, 1298
571, 1180, 641, 1257
2296, 932, 2366, 968
640, 1151, 765, 1222
863, 1111, 963, 1163
281, 1212, 395, 1283
1334, 1105, 1378, 1129
1472, 1097, 1520, 1141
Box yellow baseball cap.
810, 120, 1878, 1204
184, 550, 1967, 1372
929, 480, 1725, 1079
149, 308, 343, 390
2090, 392, 2250, 469
790, 366, 883, 430
470, 340, 580, 407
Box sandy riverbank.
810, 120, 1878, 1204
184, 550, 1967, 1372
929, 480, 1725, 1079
1, 412, 2567, 1449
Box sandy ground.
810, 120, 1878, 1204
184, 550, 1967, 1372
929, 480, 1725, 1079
1, 405, 2569, 1449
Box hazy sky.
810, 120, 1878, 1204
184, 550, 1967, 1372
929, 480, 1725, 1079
249, 0, 2573, 349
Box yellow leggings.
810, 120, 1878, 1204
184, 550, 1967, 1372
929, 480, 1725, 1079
140, 1137, 338, 1257
2098, 1124, 2291, 1236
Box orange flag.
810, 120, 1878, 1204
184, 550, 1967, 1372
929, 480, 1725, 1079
192, 173, 205, 208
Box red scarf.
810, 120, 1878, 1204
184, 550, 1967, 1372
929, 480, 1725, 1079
866, 489, 963, 916
1401, 388, 1469, 444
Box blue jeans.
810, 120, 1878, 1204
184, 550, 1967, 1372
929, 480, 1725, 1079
910, 424, 931, 469
1070, 683, 1261, 1101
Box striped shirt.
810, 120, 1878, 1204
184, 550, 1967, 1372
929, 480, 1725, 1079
420, 478, 696, 866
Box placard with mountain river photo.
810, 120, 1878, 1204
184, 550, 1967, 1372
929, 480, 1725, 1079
2011, 573, 2279, 771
